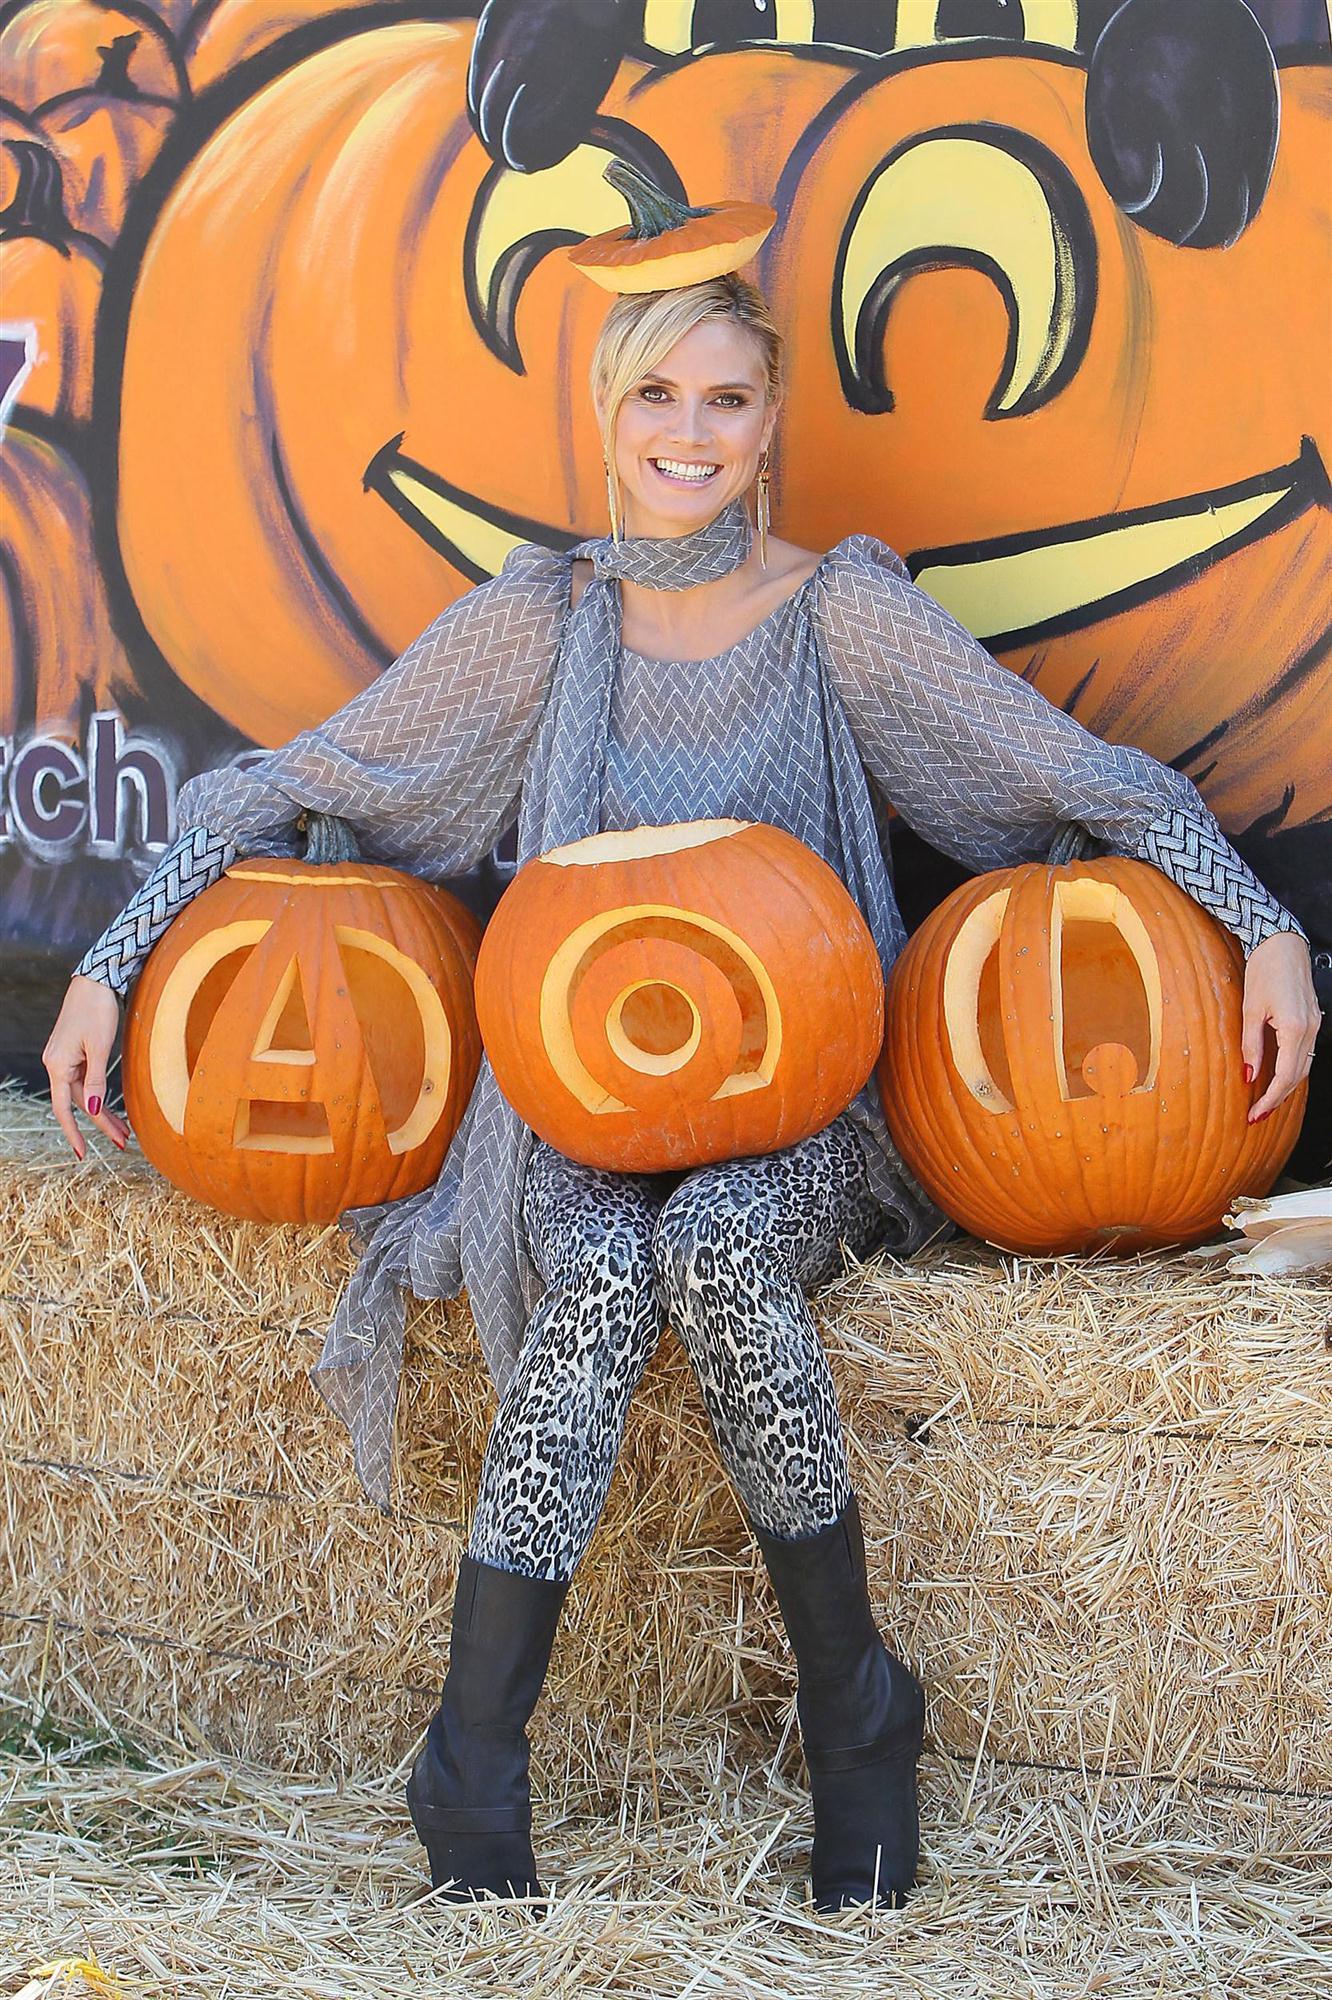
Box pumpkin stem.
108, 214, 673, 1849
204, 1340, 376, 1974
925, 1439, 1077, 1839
299, 812, 361, 864
0, 139, 71, 248
96, 34, 142, 99
1047, 823, 1093, 866
602, 159, 709, 240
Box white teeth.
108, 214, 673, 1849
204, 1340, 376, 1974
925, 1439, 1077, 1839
653, 458, 719, 482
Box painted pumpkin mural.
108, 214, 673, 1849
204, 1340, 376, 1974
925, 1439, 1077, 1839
1, 0, 1328, 1150
0, 123, 104, 423
0, 0, 186, 238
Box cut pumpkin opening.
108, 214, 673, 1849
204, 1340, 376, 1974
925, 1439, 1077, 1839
234, 1097, 333, 1153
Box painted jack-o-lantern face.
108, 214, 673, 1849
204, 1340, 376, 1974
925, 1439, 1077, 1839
123, 856, 482, 1223
770, 53, 1332, 837
110, 29, 846, 742
107, 29, 1328, 853
475, 820, 884, 1174
880, 855, 1304, 1255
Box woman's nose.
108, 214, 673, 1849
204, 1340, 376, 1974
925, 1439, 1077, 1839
665, 402, 713, 446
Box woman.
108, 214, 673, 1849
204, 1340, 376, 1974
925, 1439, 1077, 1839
45, 272, 1318, 1913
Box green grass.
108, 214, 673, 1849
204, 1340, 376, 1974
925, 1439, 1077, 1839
0, 1701, 154, 1772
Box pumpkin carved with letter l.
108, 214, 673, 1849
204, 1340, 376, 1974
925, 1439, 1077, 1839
123, 816, 482, 1223
879, 849, 1304, 1255
475, 819, 884, 1175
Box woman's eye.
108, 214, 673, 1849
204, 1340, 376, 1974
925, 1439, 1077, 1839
638, 385, 669, 402
714, 393, 744, 408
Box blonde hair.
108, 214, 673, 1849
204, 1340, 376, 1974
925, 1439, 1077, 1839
590, 276, 782, 528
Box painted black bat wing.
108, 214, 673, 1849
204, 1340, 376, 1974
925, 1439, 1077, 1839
469, 0, 629, 171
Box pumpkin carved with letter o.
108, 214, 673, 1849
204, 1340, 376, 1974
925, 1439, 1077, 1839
123, 818, 482, 1223
879, 852, 1304, 1255
475, 819, 884, 1174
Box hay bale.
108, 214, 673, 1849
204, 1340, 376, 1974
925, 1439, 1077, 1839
4, 1087, 1330, 1796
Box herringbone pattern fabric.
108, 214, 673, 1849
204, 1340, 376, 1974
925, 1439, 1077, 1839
73, 827, 237, 996
1141, 807, 1300, 954
77, 526, 1299, 1504
171, 542, 571, 875
817, 539, 1299, 954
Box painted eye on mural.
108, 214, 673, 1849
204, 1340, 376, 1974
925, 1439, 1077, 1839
465, 122, 688, 372
833, 125, 1097, 418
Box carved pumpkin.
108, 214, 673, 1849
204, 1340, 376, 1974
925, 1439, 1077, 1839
771, 54, 1332, 840
879, 854, 1304, 1255
122, 826, 483, 1223
109, 29, 846, 741
0, 129, 104, 423
475, 819, 884, 1174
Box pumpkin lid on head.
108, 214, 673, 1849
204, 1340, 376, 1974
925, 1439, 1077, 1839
568, 161, 775, 293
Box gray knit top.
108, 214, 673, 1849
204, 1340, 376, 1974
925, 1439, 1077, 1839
77, 532, 1300, 1502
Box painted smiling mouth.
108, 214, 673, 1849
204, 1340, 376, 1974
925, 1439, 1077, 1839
365, 434, 1327, 634
911, 439, 1328, 649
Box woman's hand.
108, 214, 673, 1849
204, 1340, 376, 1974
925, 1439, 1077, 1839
1242, 933, 1322, 1123
43, 974, 130, 1158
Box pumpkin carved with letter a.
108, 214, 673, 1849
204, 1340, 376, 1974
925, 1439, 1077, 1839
475, 819, 884, 1174
123, 818, 482, 1223
879, 853, 1304, 1255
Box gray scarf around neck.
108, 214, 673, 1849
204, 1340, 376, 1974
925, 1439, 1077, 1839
523, 497, 754, 853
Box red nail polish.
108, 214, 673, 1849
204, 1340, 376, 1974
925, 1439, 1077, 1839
87, 1094, 102, 1116
1242, 1065, 1254, 1085
112, 1134, 126, 1151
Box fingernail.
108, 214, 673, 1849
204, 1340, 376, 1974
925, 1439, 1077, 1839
112, 1134, 126, 1151
87, 1094, 102, 1116
1242, 1065, 1254, 1085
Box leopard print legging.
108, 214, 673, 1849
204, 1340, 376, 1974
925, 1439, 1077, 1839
466, 1116, 884, 1582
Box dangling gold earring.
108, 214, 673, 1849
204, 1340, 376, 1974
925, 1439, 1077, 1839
604, 455, 623, 543
755, 449, 771, 570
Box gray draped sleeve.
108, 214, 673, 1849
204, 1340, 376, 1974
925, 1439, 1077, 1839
816, 537, 1303, 957
73, 542, 571, 995
174, 540, 571, 876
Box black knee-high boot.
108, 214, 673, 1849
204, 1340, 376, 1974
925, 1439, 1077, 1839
406, 1555, 569, 1901
752, 1495, 925, 1911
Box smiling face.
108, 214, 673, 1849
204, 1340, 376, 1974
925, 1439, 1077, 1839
602, 319, 777, 540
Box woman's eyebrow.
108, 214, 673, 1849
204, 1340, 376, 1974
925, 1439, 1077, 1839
638, 375, 756, 391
